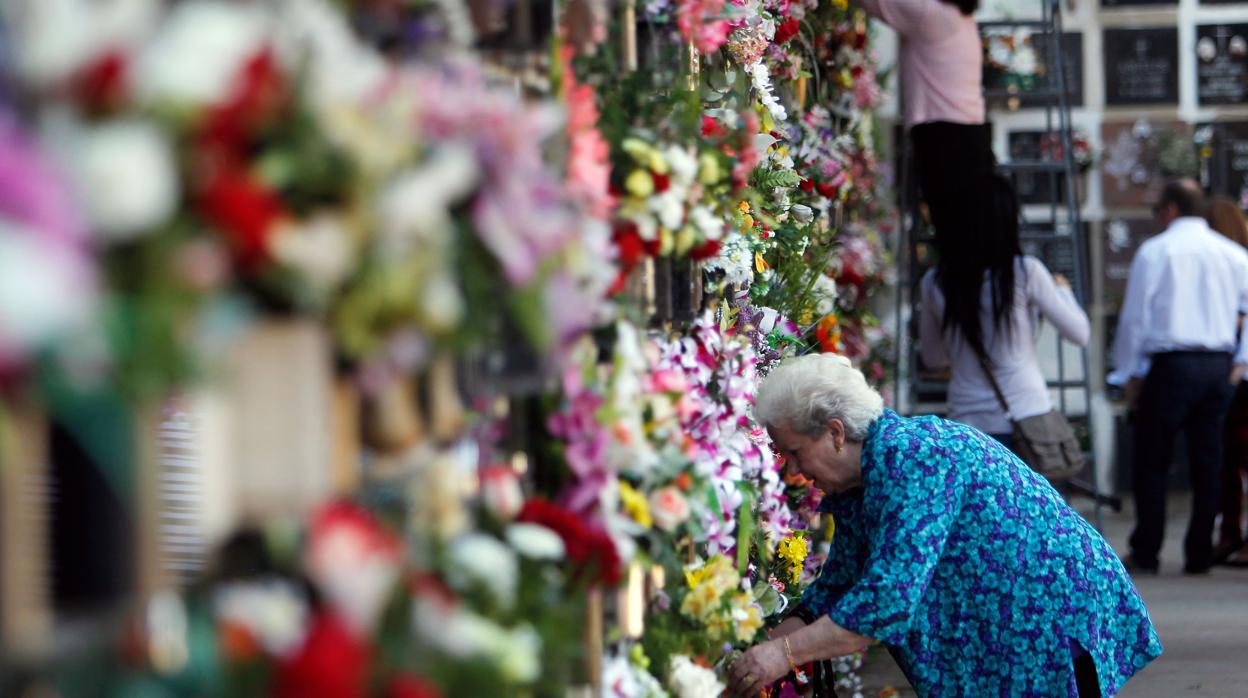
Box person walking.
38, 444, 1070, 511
1206, 196, 1248, 565
1111, 180, 1248, 575
918, 174, 1090, 451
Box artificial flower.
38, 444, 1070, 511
649, 487, 691, 532
480, 465, 525, 521
619, 480, 653, 528
274, 611, 370, 698
306, 501, 403, 638
777, 532, 809, 585
69, 118, 179, 241
667, 655, 724, 698
448, 532, 519, 609
505, 522, 567, 560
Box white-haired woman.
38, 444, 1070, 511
727, 354, 1159, 697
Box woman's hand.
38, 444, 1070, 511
727, 639, 789, 697
767, 616, 806, 640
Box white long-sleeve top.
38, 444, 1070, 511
1109, 216, 1248, 385
856, 0, 985, 126
920, 256, 1091, 434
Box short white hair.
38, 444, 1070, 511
754, 354, 885, 441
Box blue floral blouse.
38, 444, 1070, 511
797, 410, 1162, 697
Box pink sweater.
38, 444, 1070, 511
859, 0, 985, 126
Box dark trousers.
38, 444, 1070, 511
1219, 381, 1248, 549
909, 121, 996, 208
1131, 352, 1235, 569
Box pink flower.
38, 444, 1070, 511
649, 487, 691, 532
480, 465, 525, 521
649, 368, 689, 393
676, 0, 732, 54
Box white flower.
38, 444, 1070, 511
603, 653, 670, 698
987, 37, 1013, 69
0, 221, 94, 357
5, 0, 159, 87
137, 1, 271, 106
667, 655, 724, 698
268, 214, 355, 295
664, 145, 699, 186
689, 206, 723, 241
813, 274, 838, 316
449, 533, 518, 608
1009, 46, 1038, 76
71, 119, 179, 242
273, 0, 387, 109
377, 146, 481, 257
505, 523, 566, 560
420, 272, 465, 332
414, 603, 542, 684
650, 190, 686, 231
213, 578, 309, 657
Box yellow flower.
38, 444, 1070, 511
741, 213, 755, 231
698, 152, 723, 185
658, 227, 675, 256
681, 582, 720, 619
798, 308, 814, 326
777, 533, 809, 585
731, 596, 764, 643
832, 0, 848, 10
755, 252, 770, 273
619, 480, 652, 528
625, 169, 654, 197
674, 225, 696, 256
737, 200, 751, 213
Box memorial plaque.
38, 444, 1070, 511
1201, 122, 1248, 207
1104, 28, 1179, 105
1196, 24, 1248, 105
1101, 217, 1156, 310
1008, 131, 1066, 204
1100, 120, 1189, 208
1020, 32, 1085, 108
1101, 0, 1173, 7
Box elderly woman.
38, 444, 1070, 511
727, 354, 1161, 697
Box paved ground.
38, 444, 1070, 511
857, 493, 1248, 697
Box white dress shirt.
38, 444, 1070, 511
1110, 216, 1248, 385
920, 256, 1091, 434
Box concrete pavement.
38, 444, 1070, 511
857, 493, 1248, 697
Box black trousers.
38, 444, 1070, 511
909, 121, 996, 208
1131, 351, 1236, 569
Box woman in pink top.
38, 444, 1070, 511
854, 0, 994, 212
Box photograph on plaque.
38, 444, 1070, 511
1021, 32, 1085, 108
1197, 122, 1248, 208
1008, 131, 1066, 204
1100, 120, 1192, 208
1196, 24, 1248, 106
1103, 28, 1179, 106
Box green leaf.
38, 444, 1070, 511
736, 500, 754, 575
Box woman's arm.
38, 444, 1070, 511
1025, 257, 1090, 346
918, 269, 951, 370
727, 618, 872, 696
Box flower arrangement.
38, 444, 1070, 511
983, 28, 1043, 92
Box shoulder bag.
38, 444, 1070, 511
970, 345, 1086, 482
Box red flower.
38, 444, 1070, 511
851, 65, 864, 79
775, 18, 801, 44
612, 220, 660, 269
195, 168, 286, 269
196, 49, 286, 157
701, 115, 726, 139
816, 182, 838, 199
518, 499, 621, 587
273, 613, 370, 698
387, 674, 442, 698
799, 178, 814, 193
689, 238, 722, 260
72, 49, 128, 113
652, 172, 671, 193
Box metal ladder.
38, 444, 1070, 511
893, 0, 1120, 525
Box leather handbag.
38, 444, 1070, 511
971, 347, 1085, 482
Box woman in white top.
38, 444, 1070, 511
919, 175, 1090, 446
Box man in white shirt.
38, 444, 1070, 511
1111, 179, 1248, 574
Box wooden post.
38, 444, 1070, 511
585, 586, 604, 697
0, 399, 52, 660
622, 0, 637, 72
